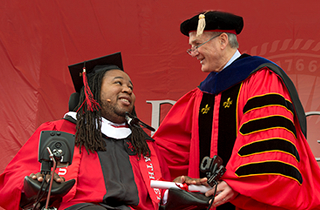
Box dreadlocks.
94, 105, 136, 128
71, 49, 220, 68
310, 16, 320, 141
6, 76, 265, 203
74, 69, 150, 157
129, 108, 151, 158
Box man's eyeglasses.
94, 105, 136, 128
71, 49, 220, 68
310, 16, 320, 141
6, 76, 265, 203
186, 34, 221, 56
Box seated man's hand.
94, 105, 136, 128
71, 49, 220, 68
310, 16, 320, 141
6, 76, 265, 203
29, 172, 65, 183
173, 175, 209, 186
205, 181, 238, 208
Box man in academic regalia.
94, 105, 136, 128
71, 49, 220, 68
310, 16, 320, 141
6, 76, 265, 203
0, 52, 170, 210
153, 11, 320, 209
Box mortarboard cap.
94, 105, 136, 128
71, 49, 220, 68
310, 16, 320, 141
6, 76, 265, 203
68, 52, 123, 93
180, 11, 244, 37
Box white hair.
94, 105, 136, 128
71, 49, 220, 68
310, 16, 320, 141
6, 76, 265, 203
209, 31, 239, 49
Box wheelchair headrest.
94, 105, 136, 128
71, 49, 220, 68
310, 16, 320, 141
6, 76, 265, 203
69, 92, 80, 111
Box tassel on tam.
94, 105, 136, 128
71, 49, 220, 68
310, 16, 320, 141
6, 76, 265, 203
196, 13, 206, 37
78, 65, 101, 112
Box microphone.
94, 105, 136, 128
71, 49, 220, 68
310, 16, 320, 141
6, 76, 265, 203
125, 112, 155, 132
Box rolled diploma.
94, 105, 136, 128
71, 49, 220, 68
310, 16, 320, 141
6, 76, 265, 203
150, 180, 212, 193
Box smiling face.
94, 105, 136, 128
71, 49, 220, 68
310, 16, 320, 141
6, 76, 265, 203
188, 31, 230, 73
100, 69, 136, 123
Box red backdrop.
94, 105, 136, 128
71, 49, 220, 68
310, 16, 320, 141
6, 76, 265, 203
1, 0, 320, 176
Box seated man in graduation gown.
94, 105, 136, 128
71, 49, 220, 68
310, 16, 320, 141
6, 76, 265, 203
0, 52, 170, 210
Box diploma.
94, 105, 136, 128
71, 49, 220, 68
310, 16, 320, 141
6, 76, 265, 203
150, 180, 212, 193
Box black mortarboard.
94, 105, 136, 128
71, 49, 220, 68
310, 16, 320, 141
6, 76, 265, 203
180, 11, 244, 37
68, 52, 123, 93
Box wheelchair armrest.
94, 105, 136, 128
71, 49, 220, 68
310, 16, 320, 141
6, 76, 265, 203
20, 176, 75, 209
160, 188, 211, 210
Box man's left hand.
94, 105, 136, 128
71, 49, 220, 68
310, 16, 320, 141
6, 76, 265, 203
205, 181, 238, 208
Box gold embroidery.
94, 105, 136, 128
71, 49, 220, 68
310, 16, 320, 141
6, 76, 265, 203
223, 97, 232, 108
201, 104, 210, 114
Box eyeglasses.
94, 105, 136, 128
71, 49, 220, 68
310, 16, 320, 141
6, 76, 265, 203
186, 34, 220, 56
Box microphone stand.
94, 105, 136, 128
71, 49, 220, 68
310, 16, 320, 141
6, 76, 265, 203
44, 147, 60, 210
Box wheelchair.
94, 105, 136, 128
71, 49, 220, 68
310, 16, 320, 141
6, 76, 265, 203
20, 93, 223, 210
20, 129, 75, 210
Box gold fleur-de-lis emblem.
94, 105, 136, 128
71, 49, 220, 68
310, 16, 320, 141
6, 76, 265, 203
223, 97, 232, 108
201, 104, 210, 114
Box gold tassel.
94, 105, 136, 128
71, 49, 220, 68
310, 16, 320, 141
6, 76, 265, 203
196, 13, 206, 37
